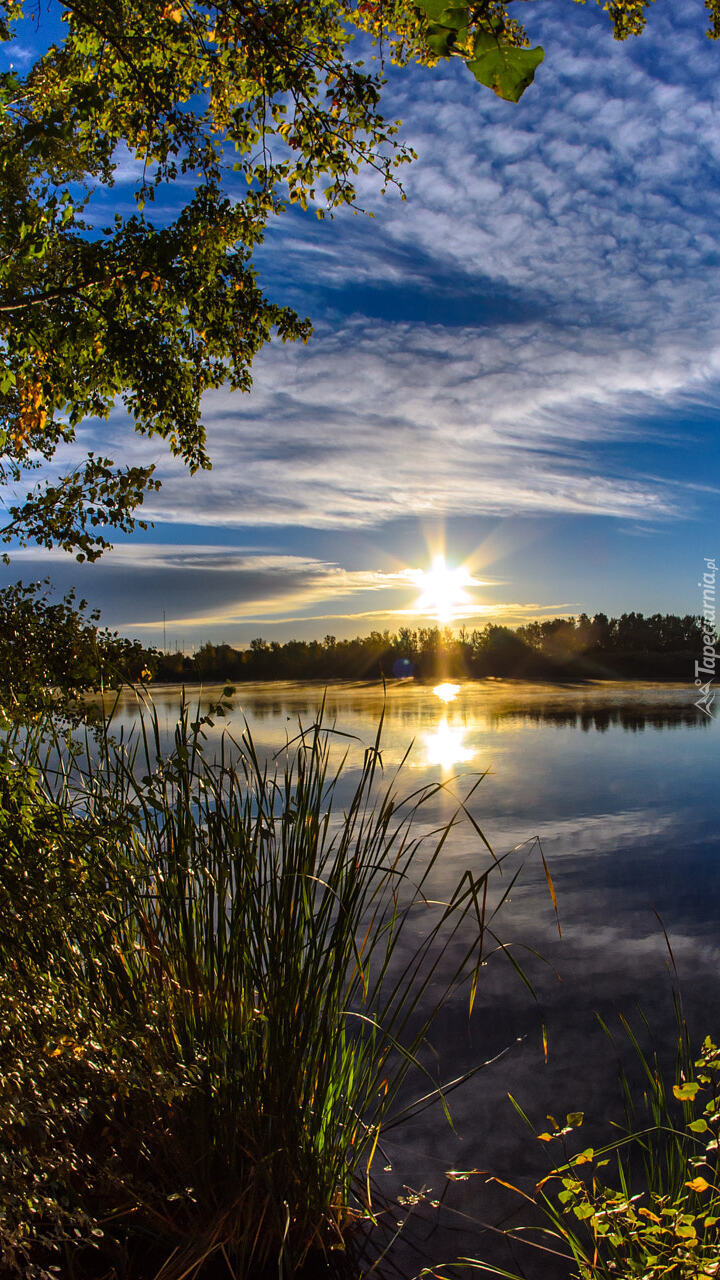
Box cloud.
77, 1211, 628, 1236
4, 544, 402, 627
92, 314, 685, 532
37, 1, 720, 540
3, 542, 576, 637
290, 0, 720, 337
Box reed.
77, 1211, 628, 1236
0, 697, 521, 1279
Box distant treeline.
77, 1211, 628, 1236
1, 584, 712, 713
151, 613, 711, 683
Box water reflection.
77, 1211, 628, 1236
119, 680, 714, 748
423, 683, 476, 768
497, 706, 709, 732
422, 717, 476, 769
433, 682, 461, 704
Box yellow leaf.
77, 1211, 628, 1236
687, 1177, 711, 1192
639, 1207, 662, 1223
674, 1082, 700, 1101
573, 1150, 594, 1166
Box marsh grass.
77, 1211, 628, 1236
0, 696, 530, 1280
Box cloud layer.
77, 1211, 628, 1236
57, 0, 720, 537
5, 543, 574, 636
3, 0, 719, 636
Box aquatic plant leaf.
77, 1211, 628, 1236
674, 1082, 700, 1101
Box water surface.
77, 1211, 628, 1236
107, 679, 719, 1277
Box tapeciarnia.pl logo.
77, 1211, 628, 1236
694, 556, 717, 718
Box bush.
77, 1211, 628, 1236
0, 580, 153, 722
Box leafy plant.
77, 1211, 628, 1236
531, 1034, 720, 1279
0, 578, 153, 720
433, 1020, 720, 1280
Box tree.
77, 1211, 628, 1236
0, 578, 153, 717
1, 0, 718, 560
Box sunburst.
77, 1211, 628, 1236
410, 555, 475, 624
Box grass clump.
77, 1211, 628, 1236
0, 699, 515, 1279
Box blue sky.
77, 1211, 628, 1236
3, 0, 720, 650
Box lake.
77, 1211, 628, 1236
105, 678, 719, 1278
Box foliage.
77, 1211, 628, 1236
0, 702, 520, 1278
432, 1019, 720, 1280
538, 1034, 720, 1280
0, 578, 151, 718
3, 1, 720, 558
0, 730, 143, 1278
514, 1034, 720, 1280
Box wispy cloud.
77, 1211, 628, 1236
4, 543, 574, 637
105, 316, 686, 531
3, 2, 718, 636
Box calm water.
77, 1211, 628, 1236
106, 679, 719, 1278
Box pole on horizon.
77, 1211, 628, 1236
163, 609, 166, 653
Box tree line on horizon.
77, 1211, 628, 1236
155, 611, 708, 684
0, 584, 712, 717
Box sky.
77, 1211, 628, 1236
3, 0, 720, 650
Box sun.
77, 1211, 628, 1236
411, 555, 474, 624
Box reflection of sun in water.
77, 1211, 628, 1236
423, 718, 475, 770
411, 555, 474, 624
433, 682, 460, 704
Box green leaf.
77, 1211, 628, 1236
573, 1203, 595, 1220
426, 22, 456, 56
674, 1081, 701, 1101
436, 4, 468, 26
467, 44, 545, 103
415, 0, 466, 21
689, 1118, 710, 1132
473, 31, 498, 55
